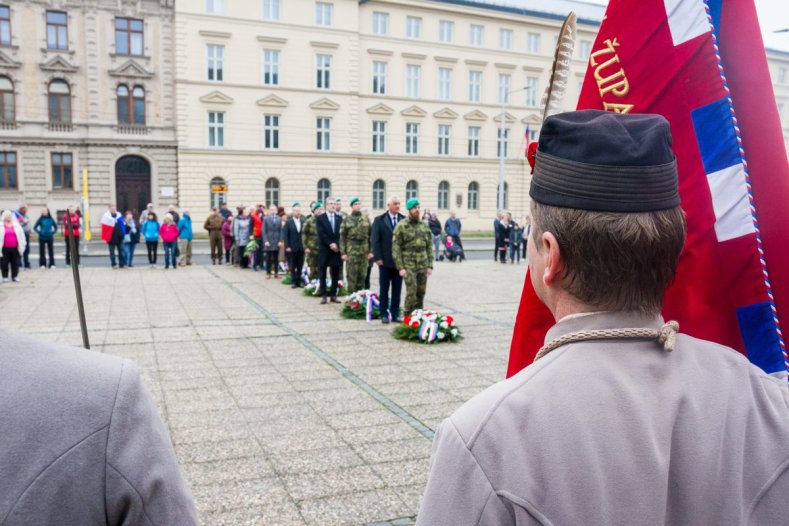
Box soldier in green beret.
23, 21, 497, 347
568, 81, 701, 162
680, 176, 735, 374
341, 197, 372, 293
393, 198, 433, 313
303, 202, 323, 280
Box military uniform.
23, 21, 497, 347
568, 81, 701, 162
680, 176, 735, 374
303, 215, 319, 280
392, 213, 433, 313
341, 210, 371, 293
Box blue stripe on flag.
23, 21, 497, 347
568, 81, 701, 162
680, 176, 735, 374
691, 97, 741, 174
736, 302, 784, 374
706, 0, 722, 44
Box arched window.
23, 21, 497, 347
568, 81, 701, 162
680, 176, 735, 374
437, 180, 450, 210
265, 177, 280, 206
116, 85, 129, 123
468, 181, 479, 210
132, 86, 145, 124
117, 85, 146, 125
210, 177, 227, 209
0, 76, 14, 122
405, 179, 418, 201
48, 79, 71, 123
372, 179, 385, 209
317, 178, 331, 203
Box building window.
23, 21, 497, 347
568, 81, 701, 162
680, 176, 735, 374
372, 12, 388, 35
210, 177, 227, 209
316, 2, 332, 26
263, 49, 279, 85
526, 76, 538, 107
438, 181, 450, 210
406, 180, 418, 201
779, 67, 787, 84
207, 44, 224, 81
438, 68, 452, 101
317, 178, 331, 202
527, 32, 541, 53
265, 177, 280, 206
115, 17, 143, 56
406, 16, 422, 38
470, 24, 483, 46
0, 76, 13, 121
405, 123, 419, 155
468, 127, 480, 157
498, 73, 511, 104
117, 84, 145, 125
468, 71, 481, 103
503, 182, 509, 209
579, 40, 592, 60
0, 151, 16, 189
206, 0, 223, 13
208, 111, 224, 148
0, 6, 11, 46
46, 11, 68, 50
497, 128, 509, 158
263, 0, 280, 20
316, 54, 331, 89
316, 117, 331, 151
437, 124, 450, 156
499, 28, 513, 50
51, 152, 73, 190
467, 182, 479, 210
372, 120, 386, 153
48, 80, 70, 123
439, 20, 454, 43
264, 114, 280, 150
406, 64, 420, 98
372, 61, 387, 95
372, 179, 385, 209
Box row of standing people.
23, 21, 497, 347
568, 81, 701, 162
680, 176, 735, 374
494, 211, 530, 264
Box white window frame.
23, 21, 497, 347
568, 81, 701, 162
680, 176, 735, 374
207, 0, 224, 14
316, 117, 332, 152
499, 28, 513, 50
439, 20, 454, 43
406, 16, 422, 38
263, 49, 280, 86
467, 126, 480, 157
497, 128, 509, 158
207, 44, 224, 82
526, 76, 538, 107
438, 67, 452, 101
579, 40, 592, 60
372, 120, 386, 154
438, 181, 450, 210
316, 54, 332, 90
264, 114, 280, 150
437, 124, 450, 156
316, 2, 333, 26
527, 32, 541, 53
468, 71, 481, 103
372, 180, 386, 209
208, 111, 224, 148
470, 24, 484, 46
406, 180, 418, 201
467, 182, 479, 210
372, 61, 387, 95
263, 0, 280, 20
405, 123, 419, 155
779, 67, 787, 84
498, 73, 511, 105
372, 12, 388, 35
406, 64, 420, 98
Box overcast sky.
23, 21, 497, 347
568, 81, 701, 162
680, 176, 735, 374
584, 0, 789, 51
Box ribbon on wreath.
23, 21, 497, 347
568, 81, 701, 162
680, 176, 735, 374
418, 320, 438, 342
302, 265, 310, 285
365, 293, 380, 322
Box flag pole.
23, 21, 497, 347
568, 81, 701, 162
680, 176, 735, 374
66, 207, 90, 349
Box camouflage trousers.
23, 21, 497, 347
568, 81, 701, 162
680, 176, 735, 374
403, 270, 428, 314
346, 254, 368, 293
306, 251, 319, 280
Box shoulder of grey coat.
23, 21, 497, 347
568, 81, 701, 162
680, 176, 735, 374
0, 328, 198, 525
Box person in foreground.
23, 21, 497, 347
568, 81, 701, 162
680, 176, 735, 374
416, 110, 789, 526
0, 328, 198, 524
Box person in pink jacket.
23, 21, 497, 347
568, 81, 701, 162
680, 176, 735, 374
159, 213, 179, 269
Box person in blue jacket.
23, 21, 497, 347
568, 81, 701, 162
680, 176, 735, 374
33, 207, 58, 268
177, 210, 193, 266
141, 211, 160, 268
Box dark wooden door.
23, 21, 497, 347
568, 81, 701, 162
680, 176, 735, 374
115, 155, 151, 215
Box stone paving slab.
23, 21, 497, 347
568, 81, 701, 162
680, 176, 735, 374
0, 260, 523, 525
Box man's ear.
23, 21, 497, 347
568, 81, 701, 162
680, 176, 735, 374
542, 232, 563, 286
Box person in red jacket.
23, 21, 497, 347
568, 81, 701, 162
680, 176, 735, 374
159, 213, 179, 269
62, 206, 81, 266
249, 204, 265, 271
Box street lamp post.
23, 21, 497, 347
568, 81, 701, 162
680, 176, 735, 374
498, 86, 531, 212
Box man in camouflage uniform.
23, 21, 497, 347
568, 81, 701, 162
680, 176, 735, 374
393, 198, 433, 313
340, 197, 372, 293
303, 202, 323, 280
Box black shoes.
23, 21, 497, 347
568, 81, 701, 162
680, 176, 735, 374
330, 297, 341, 304
381, 318, 390, 325
321, 297, 327, 304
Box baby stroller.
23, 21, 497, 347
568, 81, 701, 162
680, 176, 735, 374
443, 236, 464, 262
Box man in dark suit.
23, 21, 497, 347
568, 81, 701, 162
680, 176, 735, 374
371, 195, 405, 324
283, 202, 306, 288
316, 199, 343, 304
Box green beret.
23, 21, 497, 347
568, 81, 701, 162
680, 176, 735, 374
313, 202, 323, 212
406, 198, 420, 210
334, 198, 341, 203
292, 202, 300, 208
350, 197, 360, 206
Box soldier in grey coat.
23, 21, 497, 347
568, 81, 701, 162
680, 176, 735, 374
416, 111, 789, 525
262, 204, 283, 278
0, 328, 197, 524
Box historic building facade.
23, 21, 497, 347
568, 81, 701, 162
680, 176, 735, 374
175, 0, 603, 229
768, 48, 789, 150
0, 0, 177, 228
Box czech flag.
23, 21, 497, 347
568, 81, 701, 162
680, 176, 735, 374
101, 211, 120, 243
508, 0, 789, 380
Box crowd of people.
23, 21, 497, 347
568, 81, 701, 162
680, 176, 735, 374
493, 210, 530, 264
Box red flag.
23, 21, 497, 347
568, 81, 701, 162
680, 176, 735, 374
508, 0, 789, 378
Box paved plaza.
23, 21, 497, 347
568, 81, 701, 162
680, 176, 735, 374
0, 260, 526, 525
